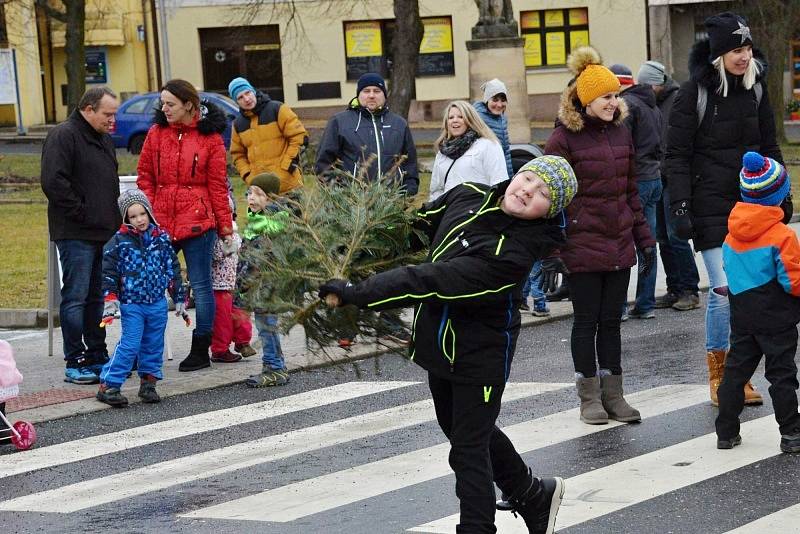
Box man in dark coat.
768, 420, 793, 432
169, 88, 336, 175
314, 72, 419, 196
41, 87, 122, 384
637, 60, 701, 312
612, 64, 663, 319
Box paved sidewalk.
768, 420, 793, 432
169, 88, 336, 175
11, 220, 800, 425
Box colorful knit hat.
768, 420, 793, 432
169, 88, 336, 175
118, 188, 157, 225
228, 77, 255, 101
568, 47, 620, 106
610, 64, 634, 87
739, 151, 789, 206
516, 156, 578, 218
248, 172, 281, 196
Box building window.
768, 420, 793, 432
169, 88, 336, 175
0, 3, 7, 48
520, 7, 589, 68
343, 16, 455, 81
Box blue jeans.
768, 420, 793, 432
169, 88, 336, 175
101, 299, 168, 388
655, 186, 700, 295
633, 179, 661, 313
521, 260, 545, 302
255, 313, 285, 370
55, 239, 107, 362
700, 247, 730, 351
173, 231, 216, 336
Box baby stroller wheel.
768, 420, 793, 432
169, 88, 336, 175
11, 420, 36, 450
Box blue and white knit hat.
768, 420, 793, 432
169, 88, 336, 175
516, 156, 578, 218
740, 151, 790, 206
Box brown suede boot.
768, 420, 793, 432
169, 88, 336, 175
599, 373, 641, 422
707, 350, 726, 407
576, 375, 608, 425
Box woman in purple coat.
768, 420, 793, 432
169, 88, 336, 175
544, 46, 656, 425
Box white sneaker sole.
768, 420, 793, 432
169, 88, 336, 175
544, 477, 565, 534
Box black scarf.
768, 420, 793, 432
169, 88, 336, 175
439, 129, 479, 160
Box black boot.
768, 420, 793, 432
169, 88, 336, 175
0, 402, 11, 443
179, 332, 211, 372
545, 279, 570, 302
496, 468, 565, 534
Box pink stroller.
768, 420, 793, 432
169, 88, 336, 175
0, 340, 36, 451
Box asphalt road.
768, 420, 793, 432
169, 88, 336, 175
1, 307, 797, 534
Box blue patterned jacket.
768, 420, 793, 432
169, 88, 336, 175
102, 223, 185, 304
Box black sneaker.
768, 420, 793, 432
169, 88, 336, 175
717, 434, 742, 449
655, 292, 679, 309
96, 386, 128, 407
138, 379, 161, 404
780, 429, 800, 453
523, 477, 565, 534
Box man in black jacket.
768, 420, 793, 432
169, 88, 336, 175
612, 64, 663, 320
320, 157, 578, 534
314, 72, 419, 196
41, 87, 122, 384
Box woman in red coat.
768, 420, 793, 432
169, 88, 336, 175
137, 79, 234, 372
544, 47, 656, 425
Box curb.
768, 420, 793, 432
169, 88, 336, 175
0, 309, 51, 328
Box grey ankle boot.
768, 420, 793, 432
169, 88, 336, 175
600, 373, 641, 422
576, 375, 608, 425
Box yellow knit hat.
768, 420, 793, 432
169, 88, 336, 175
568, 47, 620, 106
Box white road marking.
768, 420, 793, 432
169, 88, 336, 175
723, 502, 800, 533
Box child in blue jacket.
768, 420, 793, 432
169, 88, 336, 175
97, 189, 185, 407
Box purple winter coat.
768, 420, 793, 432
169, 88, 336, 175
544, 85, 655, 273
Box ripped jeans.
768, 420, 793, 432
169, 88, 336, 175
700, 247, 730, 351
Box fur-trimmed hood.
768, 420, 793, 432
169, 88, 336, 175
688, 38, 768, 89
153, 99, 228, 135
556, 82, 629, 133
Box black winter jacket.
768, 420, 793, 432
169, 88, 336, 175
340, 180, 563, 384
655, 80, 679, 183
664, 39, 782, 251
621, 84, 663, 182
314, 98, 419, 196
41, 111, 121, 242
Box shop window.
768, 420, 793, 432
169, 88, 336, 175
343, 16, 455, 81
520, 7, 589, 68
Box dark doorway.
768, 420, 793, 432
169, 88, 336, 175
199, 25, 284, 102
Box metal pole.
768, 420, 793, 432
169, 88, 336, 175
11, 49, 26, 136
47, 239, 54, 358
156, 0, 171, 80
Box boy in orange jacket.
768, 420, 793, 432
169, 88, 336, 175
716, 152, 800, 453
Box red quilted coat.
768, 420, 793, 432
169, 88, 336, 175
137, 101, 233, 242
545, 86, 654, 273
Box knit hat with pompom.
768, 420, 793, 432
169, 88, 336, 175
568, 46, 620, 106
739, 151, 789, 206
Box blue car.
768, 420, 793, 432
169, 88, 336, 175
111, 91, 239, 154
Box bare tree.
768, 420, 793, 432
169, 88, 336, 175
388, 0, 423, 118
736, 0, 800, 143
34, 0, 86, 114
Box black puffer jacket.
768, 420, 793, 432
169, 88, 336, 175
314, 98, 419, 195
41, 111, 121, 242
341, 181, 563, 385
664, 39, 781, 251
622, 84, 663, 182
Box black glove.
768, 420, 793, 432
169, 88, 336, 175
672, 200, 694, 241
638, 246, 657, 278
781, 194, 794, 224
540, 257, 569, 294
319, 279, 353, 307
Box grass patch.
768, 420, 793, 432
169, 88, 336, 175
0, 203, 48, 308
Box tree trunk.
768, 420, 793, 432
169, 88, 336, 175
64, 0, 86, 114
388, 0, 423, 120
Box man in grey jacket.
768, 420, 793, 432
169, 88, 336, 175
315, 73, 419, 196
41, 87, 122, 384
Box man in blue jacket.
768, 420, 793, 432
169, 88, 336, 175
314, 73, 419, 196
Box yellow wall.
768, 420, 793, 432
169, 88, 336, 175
164, 0, 647, 108
4, 0, 45, 128
51, 0, 154, 121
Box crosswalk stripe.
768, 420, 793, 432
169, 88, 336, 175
413, 414, 782, 533
723, 503, 800, 532
0, 382, 570, 513
0, 381, 417, 479
183, 384, 708, 523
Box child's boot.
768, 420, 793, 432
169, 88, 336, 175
0, 403, 10, 443
96, 384, 128, 407
138, 374, 161, 403
532, 298, 550, 317
780, 428, 800, 453
246, 365, 290, 388
599, 371, 641, 422
717, 434, 742, 449
576, 374, 608, 424
234, 343, 257, 358
496, 468, 564, 534
211, 350, 242, 363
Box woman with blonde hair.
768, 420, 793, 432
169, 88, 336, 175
428, 100, 508, 201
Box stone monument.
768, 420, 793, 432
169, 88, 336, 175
467, 0, 530, 143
